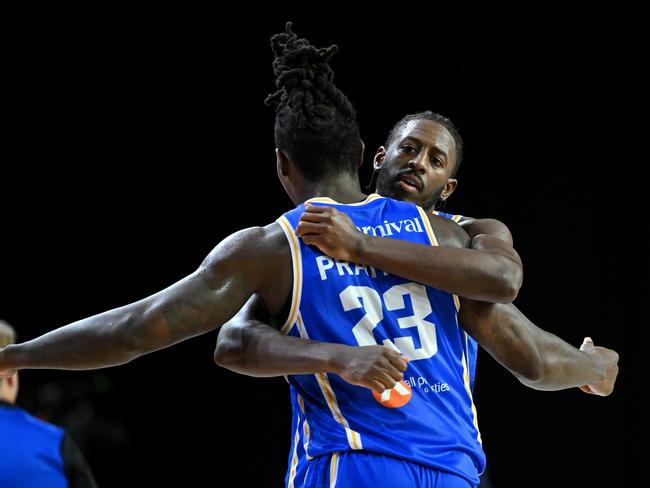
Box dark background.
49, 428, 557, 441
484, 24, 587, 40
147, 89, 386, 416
2, 10, 645, 487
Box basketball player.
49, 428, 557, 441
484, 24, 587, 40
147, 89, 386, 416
211, 28, 619, 488
214, 111, 619, 488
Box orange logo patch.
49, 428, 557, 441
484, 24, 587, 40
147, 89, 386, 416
372, 380, 412, 408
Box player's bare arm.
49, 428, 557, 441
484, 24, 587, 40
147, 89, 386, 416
453, 217, 618, 394
458, 300, 619, 395
296, 204, 522, 303
0, 224, 291, 377
215, 295, 408, 391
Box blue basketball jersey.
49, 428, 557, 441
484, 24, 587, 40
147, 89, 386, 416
285, 389, 311, 488
432, 210, 479, 392
278, 194, 484, 487
0, 405, 67, 488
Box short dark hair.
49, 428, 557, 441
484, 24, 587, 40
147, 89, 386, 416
265, 23, 362, 182
386, 111, 464, 177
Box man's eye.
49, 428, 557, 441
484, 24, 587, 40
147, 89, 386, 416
431, 158, 443, 167
400, 145, 416, 153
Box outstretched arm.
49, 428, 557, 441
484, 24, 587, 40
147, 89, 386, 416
0, 225, 288, 376
214, 295, 408, 392
459, 300, 619, 395
297, 204, 522, 303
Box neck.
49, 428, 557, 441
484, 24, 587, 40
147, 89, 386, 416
378, 189, 438, 213
297, 172, 367, 204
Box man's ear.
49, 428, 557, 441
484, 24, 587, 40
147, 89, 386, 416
440, 178, 458, 201
373, 146, 387, 171
358, 140, 366, 169
276, 148, 290, 177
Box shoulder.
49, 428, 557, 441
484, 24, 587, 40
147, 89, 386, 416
458, 217, 513, 245
426, 211, 470, 248
1, 407, 65, 441
431, 209, 464, 223
26, 412, 65, 437
379, 198, 468, 246
198, 223, 291, 282
202, 223, 288, 266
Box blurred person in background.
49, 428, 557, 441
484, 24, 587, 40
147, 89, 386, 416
0, 320, 97, 488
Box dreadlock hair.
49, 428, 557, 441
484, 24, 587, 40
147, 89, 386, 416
265, 22, 361, 182
385, 111, 464, 177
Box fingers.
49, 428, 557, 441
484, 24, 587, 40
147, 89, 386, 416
374, 370, 399, 390
303, 203, 328, 212
302, 204, 334, 224
579, 337, 595, 352
301, 205, 332, 223
378, 350, 409, 385
384, 362, 405, 383
300, 235, 321, 247
387, 352, 410, 372
296, 221, 326, 237
579, 385, 595, 395
345, 346, 412, 392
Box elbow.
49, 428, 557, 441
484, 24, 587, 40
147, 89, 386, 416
501, 280, 520, 304
214, 321, 266, 375
493, 263, 523, 304
213, 342, 234, 368
213, 338, 244, 370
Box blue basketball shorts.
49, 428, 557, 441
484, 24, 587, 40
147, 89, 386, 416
302, 451, 476, 488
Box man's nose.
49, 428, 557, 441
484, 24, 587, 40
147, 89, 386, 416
407, 153, 427, 172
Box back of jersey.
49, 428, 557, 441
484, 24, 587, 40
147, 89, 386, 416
0, 405, 67, 488
277, 194, 484, 486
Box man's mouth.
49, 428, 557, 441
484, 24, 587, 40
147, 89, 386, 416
397, 173, 422, 192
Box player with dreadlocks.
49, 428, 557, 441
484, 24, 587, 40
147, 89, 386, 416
214, 24, 618, 488
0, 23, 616, 486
